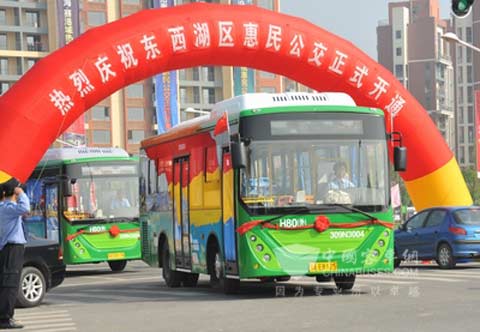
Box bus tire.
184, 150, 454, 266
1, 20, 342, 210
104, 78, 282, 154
275, 276, 291, 282
316, 274, 332, 283
162, 241, 182, 287
182, 273, 199, 287
333, 274, 355, 291
223, 277, 240, 295
393, 247, 402, 268
208, 243, 239, 294
108, 260, 127, 272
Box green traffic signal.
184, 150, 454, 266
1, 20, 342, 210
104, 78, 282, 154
452, 0, 475, 17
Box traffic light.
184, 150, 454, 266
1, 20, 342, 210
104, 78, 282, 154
452, 0, 475, 17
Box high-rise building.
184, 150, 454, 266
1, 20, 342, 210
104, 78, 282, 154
172, 0, 283, 126
254, 0, 283, 94
79, 0, 156, 153
0, 1, 54, 95
1, 0, 313, 154
451, 2, 480, 167
377, 0, 455, 150
0, 1, 157, 154
171, 0, 233, 125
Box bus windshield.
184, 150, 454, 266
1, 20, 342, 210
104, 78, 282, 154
64, 175, 139, 222
240, 138, 388, 214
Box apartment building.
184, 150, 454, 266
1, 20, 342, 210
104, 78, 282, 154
451, 1, 480, 167
377, 0, 455, 150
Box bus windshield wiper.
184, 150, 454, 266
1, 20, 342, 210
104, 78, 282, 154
105, 217, 138, 222
324, 203, 376, 220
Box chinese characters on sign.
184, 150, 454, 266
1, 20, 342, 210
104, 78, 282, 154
48, 17, 407, 125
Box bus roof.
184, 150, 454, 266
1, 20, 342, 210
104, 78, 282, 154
40, 147, 130, 163
210, 92, 356, 117
142, 92, 367, 149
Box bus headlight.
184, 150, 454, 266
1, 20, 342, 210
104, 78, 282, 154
263, 254, 271, 262
256, 244, 264, 252
250, 235, 257, 242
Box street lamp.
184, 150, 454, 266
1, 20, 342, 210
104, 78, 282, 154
184, 107, 210, 115
442, 32, 480, 53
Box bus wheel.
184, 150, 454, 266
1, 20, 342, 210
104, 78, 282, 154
108, 260, 127, 272
316, 274, 332, 283
275, 276, 291, 282
333, 274, 355, 291
394, 258, 402, 268
394, 249, 402, 268
223, 277, 240, 294
208, 244, 240, 294
162, 242, 182, 287
182, 273, 199, 287
208, 247, 222, 287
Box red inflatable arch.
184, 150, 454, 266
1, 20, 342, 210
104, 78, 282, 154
0, 3, 471, 210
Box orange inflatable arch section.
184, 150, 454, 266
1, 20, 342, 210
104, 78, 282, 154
0, 3, 471, 210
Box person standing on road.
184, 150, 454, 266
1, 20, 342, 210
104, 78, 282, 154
0, 178, 30, 329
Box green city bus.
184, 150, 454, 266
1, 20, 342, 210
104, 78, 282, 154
140, 92, 406, 293
25, 147, 141, 271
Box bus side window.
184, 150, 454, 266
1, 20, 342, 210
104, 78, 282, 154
148, 159, 158, 195
24, 178, 47, 238
139, 151, 149, 211
145, 159, 158, 212
157, 170, 170, 211
45, 184, 59, 243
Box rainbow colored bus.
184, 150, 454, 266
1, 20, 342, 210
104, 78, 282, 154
140, 92, 406, 293
25, 148, 141, 271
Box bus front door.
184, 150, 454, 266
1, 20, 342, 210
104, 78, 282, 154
44, 182, 60, 243
222, 151, 238, 276
173, 156, 191, 270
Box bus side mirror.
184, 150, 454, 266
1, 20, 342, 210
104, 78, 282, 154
61, 177, 75, 197
394, 146, 407, 172
231, 141, 247, 169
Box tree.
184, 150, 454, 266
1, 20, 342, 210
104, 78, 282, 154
390, 166, 412, 207
461, 167, 480, 205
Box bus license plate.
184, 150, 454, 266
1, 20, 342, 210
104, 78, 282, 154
108, 252, 125, 260
309, 262, 338, 273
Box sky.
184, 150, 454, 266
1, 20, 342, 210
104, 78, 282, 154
280, 0, 451, 60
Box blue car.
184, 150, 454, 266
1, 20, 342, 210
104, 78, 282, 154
394, 206, 480, 269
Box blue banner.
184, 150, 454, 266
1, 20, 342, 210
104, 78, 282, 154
153, 0, 178, 134
155, 72, 179, 134
233, 66, 255, 96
